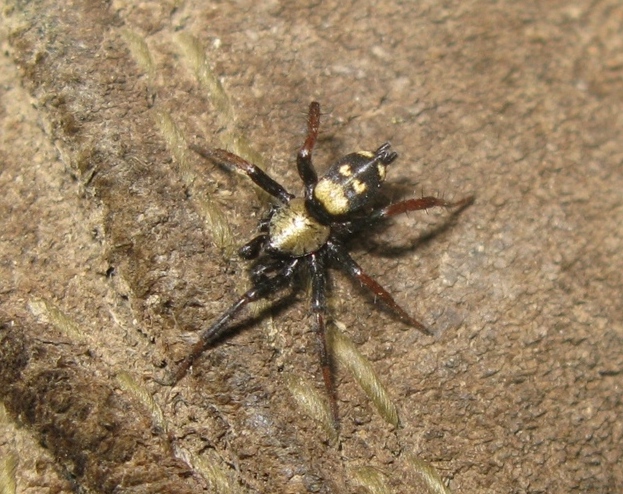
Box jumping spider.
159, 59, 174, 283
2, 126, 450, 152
169, 102, 473, 427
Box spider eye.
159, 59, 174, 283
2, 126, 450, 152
313, 143, 397, 216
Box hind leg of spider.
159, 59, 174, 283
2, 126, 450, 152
372, 195, 475, 220
309, 252, 340, 429
327, 240, 431, 335
297, 101, 321, 196
160, 258, 301, 386
190, 145, 294, 204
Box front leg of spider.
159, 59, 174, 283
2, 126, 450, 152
167, 258, 301, 385
164, 148, 297, 385
166, 101, 472, 432
309, 252, 339, 429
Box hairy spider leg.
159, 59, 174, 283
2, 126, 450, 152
371, 195, 475, 221
189, 145, 294, 204
169, 258, 301, 385
309, 252, 339, 428
326, 240, 432, 335
297, 101, 321, 196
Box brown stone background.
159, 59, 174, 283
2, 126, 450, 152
1, 0, 622, 493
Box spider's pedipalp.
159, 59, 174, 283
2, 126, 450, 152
239, 234, 268, 260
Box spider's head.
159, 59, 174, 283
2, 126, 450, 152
311, 142, 397, 218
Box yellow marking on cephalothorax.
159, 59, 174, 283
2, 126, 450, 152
339, 164, 353, 177
268, 198, 330, 256
356, 151, 375, 158
352, 179, 367, 194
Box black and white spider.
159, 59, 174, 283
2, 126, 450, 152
168, 102, 472, 427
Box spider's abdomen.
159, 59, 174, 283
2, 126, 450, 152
312, 143, 397, 217
267, 198, 330, 257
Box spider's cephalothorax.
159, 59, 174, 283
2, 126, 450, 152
173, 102, 473, 428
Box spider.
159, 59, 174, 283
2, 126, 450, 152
168, 102, 473, 427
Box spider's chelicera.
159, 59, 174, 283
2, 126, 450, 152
170, 102, 472, 427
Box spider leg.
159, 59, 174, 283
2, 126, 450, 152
297, 101, 321, 197
309, 252, 339, 428
165, 258, 300, 385
327, 241, 431, 335
371, 195, 474, 220
190, 145, 294, 204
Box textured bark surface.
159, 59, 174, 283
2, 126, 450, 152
1, 1, 622, 493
